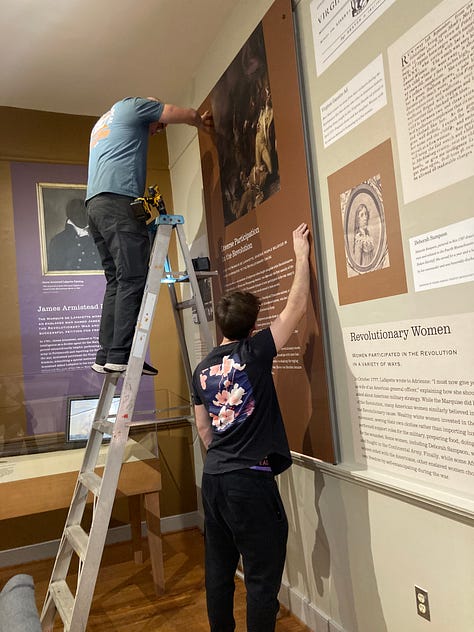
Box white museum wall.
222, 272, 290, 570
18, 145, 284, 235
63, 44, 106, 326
279, 462, 473, 632
166, 0, 474, 630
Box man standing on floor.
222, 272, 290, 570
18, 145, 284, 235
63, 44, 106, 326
86, 96, 212, 376
192, 222, 310, 632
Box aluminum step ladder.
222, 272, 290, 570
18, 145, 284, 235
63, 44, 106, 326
40, 212, 214, 632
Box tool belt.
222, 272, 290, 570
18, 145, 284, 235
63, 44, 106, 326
130, 199, 151, 222
131, 185, 167, 223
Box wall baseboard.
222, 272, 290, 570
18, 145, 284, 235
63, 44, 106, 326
0, 511, 200, 569
278, 580, 346, 632
160, 510, 200, 534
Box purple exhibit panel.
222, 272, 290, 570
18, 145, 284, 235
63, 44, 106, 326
10, 162, 155, 436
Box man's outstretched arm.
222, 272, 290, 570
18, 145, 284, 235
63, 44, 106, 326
270, 222, 310, 353
159, 103, 213, 130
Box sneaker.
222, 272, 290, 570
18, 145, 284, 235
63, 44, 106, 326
103, 362, 127, 373
91, 363, 107, 374
104, 361, 158, 376
142, 361, 159, 376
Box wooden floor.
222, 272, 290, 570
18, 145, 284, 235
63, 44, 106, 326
0, 528, 310, 631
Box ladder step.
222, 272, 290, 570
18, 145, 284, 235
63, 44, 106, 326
92, 419, 115, 436
50, 580, 74, 629
161, 270, 216, 283
175, 298, 196, 310
126, 415, 194, 428
79, 471, 102, 496
66, 524, 89, 561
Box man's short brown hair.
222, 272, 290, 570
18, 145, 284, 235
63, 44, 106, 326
215, 291, 261, 340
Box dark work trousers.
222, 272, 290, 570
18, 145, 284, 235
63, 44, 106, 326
86, 193, 150, 365
202, 469, 289, 632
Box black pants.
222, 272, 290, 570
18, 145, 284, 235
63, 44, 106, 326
87, 193, 150, 365
202, 470, 288, 632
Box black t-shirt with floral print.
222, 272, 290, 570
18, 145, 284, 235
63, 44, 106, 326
192, 328, 292, 475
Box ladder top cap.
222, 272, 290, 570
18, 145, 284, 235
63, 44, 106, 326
156, 215, 184, 225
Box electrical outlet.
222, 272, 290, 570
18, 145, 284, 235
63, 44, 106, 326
415, 586, 431, 621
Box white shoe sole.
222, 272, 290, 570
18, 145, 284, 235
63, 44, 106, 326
104, 363, 127, 373
91, 363, 107, 374
99, 362, 158, 376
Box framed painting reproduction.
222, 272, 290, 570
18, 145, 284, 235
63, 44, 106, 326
37, 183, 101, 275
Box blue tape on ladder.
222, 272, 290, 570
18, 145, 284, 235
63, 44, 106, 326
162, 257, 175, 284
161, 256, 190, 284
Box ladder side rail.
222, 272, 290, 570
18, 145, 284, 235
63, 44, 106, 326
122, 223, 173, 386
175, 224, 214, 351
81, 373, 121, 475
147, 223, 174, 294
41, 591, 57, 632
167, 282, 194, 390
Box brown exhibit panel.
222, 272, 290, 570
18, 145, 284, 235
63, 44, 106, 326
0, 450, 165, 594
198, 0, 336, 462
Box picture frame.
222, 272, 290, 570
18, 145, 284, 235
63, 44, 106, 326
37, 183, 101, 275
342, 178, 389, 277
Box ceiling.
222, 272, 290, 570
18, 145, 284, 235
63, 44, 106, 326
0, 0, 238, 117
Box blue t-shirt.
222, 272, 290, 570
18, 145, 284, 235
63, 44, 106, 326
192, 328, 292, 475
86, 97, 164, 201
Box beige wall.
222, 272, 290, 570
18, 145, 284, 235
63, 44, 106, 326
166, 1, 474, 631
0, 106, 197, 549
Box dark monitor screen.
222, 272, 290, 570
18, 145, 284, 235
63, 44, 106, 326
66, 395, 120, 444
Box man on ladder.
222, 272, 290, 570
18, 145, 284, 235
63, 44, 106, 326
41, 195, 215, 632
86, 96, 213, 376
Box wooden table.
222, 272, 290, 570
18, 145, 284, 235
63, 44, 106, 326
0, 440, 165, 593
